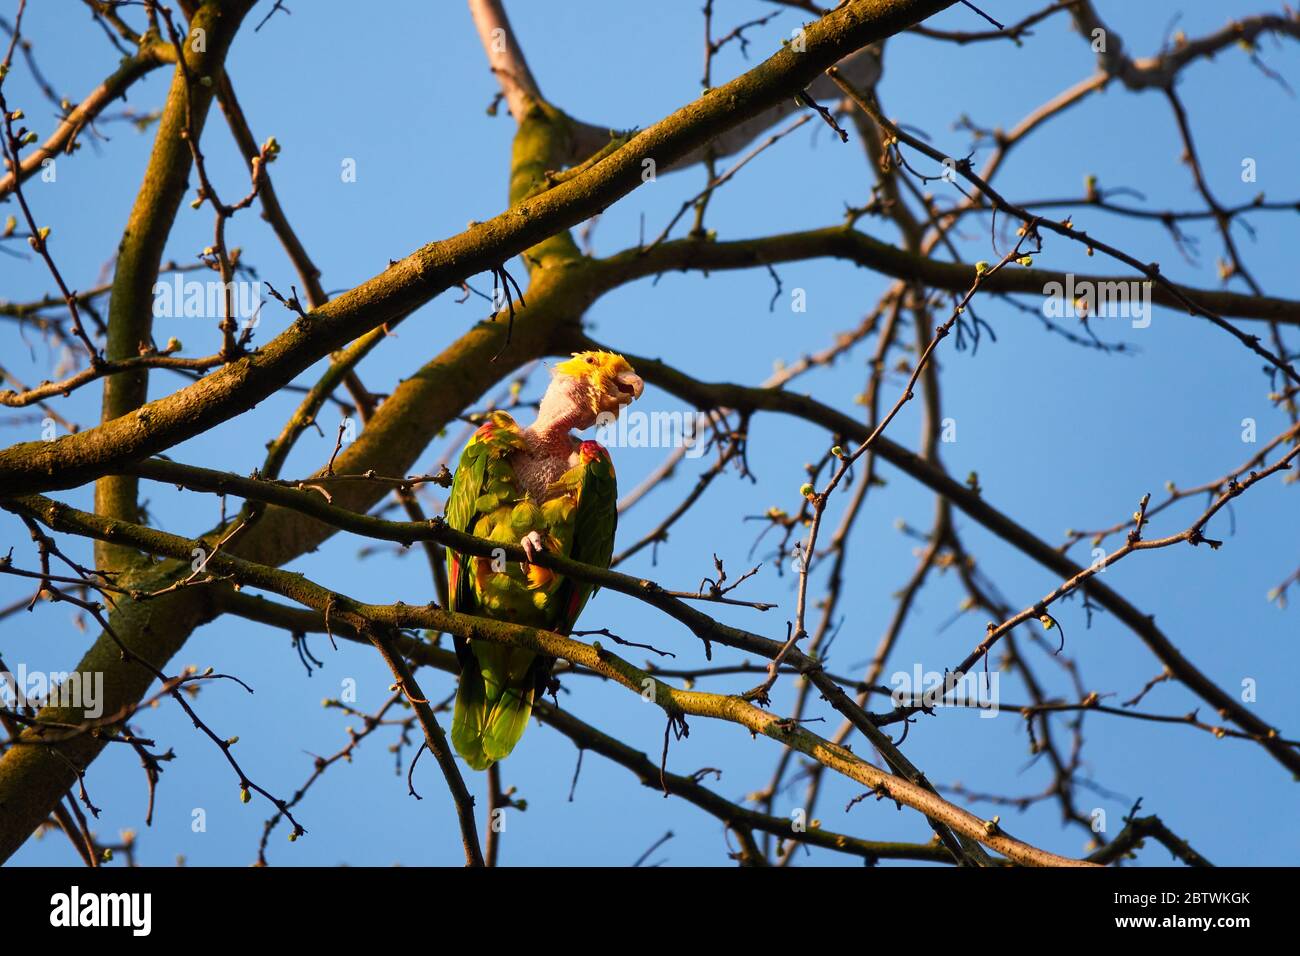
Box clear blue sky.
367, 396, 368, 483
2, 0, 1298, 866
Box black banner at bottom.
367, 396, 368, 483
2, 863, 1290, 940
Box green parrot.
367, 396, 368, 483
446, 350, 643, 770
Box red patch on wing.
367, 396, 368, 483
563, 584, 585, 630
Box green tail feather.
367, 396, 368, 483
452, 642, 537, 771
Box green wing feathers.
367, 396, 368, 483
555, 441, 618, 635
447, 417, 618, 770
451, 641, 539, 771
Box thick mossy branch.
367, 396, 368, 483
95, 0, 256, 572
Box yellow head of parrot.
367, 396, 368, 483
552, 350, 644, 418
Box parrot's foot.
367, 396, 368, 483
519, 530, 545, 567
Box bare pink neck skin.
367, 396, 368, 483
514, 401, 585, 501
513, 378, 603, 500
523, 404, 583, 459
523, 376, 593, 459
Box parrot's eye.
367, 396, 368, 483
585, 356, 595, 364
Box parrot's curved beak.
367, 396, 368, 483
614, 371, 644, 403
